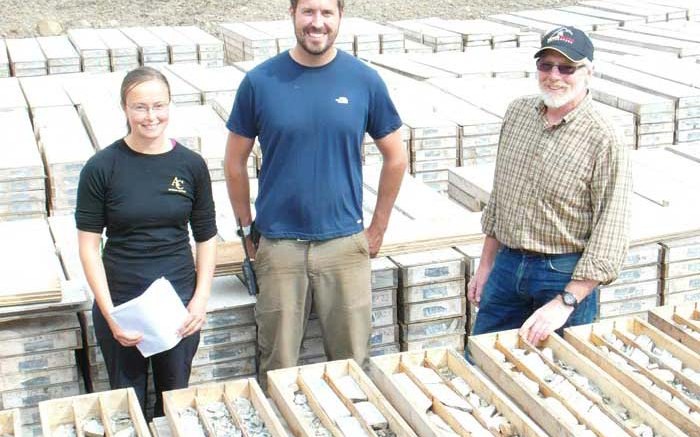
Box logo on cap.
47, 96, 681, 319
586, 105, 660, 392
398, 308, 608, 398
547, 27, 575, 45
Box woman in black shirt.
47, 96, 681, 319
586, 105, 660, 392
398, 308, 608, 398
76, 67, 217, 416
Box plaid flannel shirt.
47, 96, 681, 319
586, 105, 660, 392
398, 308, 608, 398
482, 93, 632, 284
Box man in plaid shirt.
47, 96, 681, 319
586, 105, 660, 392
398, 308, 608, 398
468, 26, 632, 344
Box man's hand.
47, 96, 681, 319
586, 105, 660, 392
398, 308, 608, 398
467, 264, 492, 307
244, 235, 257, 260
365, 225, 384, 258
519, 296, 574, 345
179, 294, 208, 338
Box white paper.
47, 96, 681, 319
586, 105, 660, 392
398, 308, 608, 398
110, 277, 189, 358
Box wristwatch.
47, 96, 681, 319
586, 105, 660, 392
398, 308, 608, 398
237, 225, 251, 238
559, 291, 578, 309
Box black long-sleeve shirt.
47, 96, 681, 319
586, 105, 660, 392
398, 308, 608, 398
76, 139, 217, 304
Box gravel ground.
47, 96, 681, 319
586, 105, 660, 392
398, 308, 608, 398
3, 0, 579, 38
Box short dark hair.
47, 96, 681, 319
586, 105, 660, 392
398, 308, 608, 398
120, 66, 171, 133
290, 0, 344, 12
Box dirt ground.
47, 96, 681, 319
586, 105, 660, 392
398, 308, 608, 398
3, 0, 578, 38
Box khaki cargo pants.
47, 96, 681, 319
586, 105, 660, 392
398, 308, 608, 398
254, 231, 371, 388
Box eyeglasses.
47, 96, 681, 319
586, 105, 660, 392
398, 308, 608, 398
127, 103, 169, 114
536, 60, 585, 75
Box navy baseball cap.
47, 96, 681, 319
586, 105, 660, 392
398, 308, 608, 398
534, 26, 594, 62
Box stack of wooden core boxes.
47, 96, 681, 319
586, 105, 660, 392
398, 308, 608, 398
342, 17, 406, 55
32, 105, 95, 216
591, 77, 675, 149
402, 112, 460, 194
163, 378, 287, 437
454, 243, 483, 335
5, 38, 47, 77
67, 28, 111, 73
0, 40, 9, 77
597, 242, 662, 321
148, 26, 198, 65
594, 61, 700, 145
0, 313, 83, 436
447, 104, 501, 167
95, 28, 140, 72
447, 163, 494, 212
269, 359, 415, 437
175, 26, 225, 68
661, 236, 700, 306
0, 108, 47, 221
391, 248, 467, 352
388, 20, 463, 52
120, 27, 170, 67
219, 22, 277, 63
370, 257, 401, 357
361, 125, 410, 166
81, 275, 257, 419
38, 387, 149, 437
36, 36, 81, 74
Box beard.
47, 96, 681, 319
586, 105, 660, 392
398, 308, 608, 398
539, 76, 587, 109
295, 26, 337, 57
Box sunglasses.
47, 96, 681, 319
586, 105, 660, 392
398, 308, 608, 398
536, 60, 585, 75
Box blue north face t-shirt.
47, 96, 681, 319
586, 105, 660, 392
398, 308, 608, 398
227, 50, 402, 240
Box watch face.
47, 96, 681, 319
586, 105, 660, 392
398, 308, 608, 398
563, 292, 576, 306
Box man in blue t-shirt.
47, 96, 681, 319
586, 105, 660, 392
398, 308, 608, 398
224, 0, 407, 387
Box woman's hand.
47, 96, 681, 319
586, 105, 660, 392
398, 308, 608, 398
179, 294, 208, 337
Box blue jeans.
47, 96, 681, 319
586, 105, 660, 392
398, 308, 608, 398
471, 246, 598, 336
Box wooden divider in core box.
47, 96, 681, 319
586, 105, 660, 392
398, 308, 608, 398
369, 348, 546, 437
468, 329, 686, 437
0, 408, 20, 436
565, 316, 700, 437
38, 387, 150, 437
267, 359, 416, 437
162, 378, 287, 437
648, 302, 700, 352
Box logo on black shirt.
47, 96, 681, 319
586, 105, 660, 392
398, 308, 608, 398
168, 176, 187, 194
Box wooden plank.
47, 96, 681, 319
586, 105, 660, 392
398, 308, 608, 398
648, 303, 700, 352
